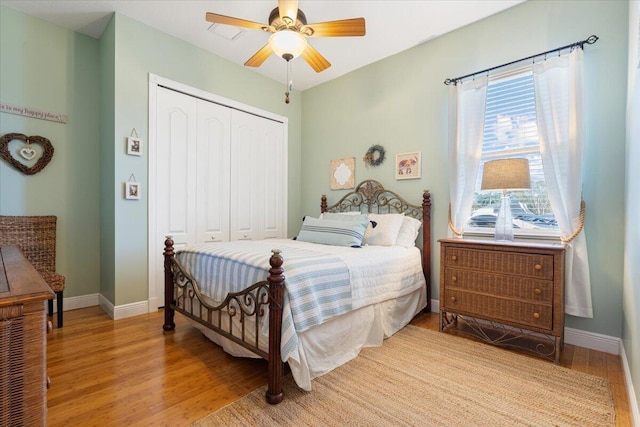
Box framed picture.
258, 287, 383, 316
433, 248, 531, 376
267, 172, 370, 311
395, 151, 421, 180
125, 182, 141, 200
127, 137, 143, 156
330, 157, 355, 190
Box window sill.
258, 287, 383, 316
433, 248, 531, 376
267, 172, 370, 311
462, 229, 561, 244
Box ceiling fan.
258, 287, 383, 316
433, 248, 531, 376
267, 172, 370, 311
205, 0, 366, 73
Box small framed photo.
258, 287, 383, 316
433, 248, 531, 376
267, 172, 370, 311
125, 182, 141, 200
395, 151, 421, 180
127, 137, 143, 156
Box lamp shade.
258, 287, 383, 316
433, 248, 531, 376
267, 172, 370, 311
269, 30, 308, 60
481, 158, 531, 191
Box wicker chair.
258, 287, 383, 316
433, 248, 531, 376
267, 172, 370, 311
0, 216, 65, 327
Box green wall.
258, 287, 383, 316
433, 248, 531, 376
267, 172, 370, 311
0, 6, 101, 299
624, 0, 640, 415
99, 15, 116, 304
301, 0, 628, 337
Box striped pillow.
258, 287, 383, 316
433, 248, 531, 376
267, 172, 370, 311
296, 216, 368, 247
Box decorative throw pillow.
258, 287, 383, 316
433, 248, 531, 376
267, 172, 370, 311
395, 216, 422, 248
363, 213, 405, 246
296, 216, 368, 247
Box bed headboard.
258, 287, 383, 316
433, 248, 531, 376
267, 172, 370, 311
320, 180, 432, 312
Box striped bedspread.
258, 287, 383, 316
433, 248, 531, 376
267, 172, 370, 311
176, 240, 353, 359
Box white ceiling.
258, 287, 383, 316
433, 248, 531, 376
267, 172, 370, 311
0, 0, 525, 91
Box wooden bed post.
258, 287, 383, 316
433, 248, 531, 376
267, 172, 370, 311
422, 191, 432, 313
266, 249, 285, 404
163, 236, 176, 332
320, 195, 328, 213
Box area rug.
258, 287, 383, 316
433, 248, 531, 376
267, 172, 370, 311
192, 325, 615, 427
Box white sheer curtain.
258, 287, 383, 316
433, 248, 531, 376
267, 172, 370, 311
533, 48, 593, 318
447, 77, 488, 237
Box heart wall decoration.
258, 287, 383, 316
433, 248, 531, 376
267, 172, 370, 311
20, 146, 37, 160
0, 133, 54, 175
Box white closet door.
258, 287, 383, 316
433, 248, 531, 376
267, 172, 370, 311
230, 110, 259, 241
156, 87, 198, 251
259, 118, 286, 239
229, 110, 286, 241
196, 101, 231, 243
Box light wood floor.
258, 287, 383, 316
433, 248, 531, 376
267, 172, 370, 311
47, 307, 633, 426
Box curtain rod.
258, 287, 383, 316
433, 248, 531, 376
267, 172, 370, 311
443, 35, 599, 86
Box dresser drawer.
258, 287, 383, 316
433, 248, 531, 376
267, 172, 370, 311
443, 246, 554, 280
443, 289, 553, 330
443, 268, 553, 302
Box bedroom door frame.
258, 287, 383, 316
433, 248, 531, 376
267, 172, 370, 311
147, 74, 288, 312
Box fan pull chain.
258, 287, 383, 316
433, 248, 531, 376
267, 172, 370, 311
285, 60, 291, 104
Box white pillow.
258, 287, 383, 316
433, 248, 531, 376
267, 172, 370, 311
395, 216, 422, 248
319, 211, 363, 218
364, 213, 405, 246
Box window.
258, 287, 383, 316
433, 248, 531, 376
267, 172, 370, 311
465, 69, 559, 236
449, 47, 591, 316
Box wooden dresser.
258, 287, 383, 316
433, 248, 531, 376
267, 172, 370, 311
0, 246, 54, 427
439, 239, 566, 362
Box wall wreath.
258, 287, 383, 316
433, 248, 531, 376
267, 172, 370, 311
363, 144, 386, 167
0, 133, 54, 175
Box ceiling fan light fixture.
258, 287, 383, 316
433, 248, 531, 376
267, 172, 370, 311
269, 30, 308, 60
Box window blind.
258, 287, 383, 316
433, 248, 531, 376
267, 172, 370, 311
467, 68, 559, 232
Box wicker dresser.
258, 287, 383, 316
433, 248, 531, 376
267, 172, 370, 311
439, 239, 566, 362
0, 246, 54, 427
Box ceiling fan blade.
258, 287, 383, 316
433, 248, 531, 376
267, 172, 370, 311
278, 0, 299, 26
301, 44, 331, 73
206, 12, 273, 32
301, 18, 366, 37
244, 44, 274, 67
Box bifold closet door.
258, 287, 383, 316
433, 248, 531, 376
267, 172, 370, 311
229, 110, 285, 241
196, 100, 231, 243
156, 89, 231, 249
156, 87, 197, 251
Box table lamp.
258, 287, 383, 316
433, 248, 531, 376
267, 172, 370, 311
480, 158, 531, 241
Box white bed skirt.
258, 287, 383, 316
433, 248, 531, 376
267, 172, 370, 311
189, 286, 427, 391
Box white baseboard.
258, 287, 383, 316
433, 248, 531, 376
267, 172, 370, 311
564, 327, 620, 355
49, 293, 150, 320
98, 294, 115, 318
148, 296, 160, 312
50, 293, 100, 313
98, 295, 149, 320
620, 342, 640, 426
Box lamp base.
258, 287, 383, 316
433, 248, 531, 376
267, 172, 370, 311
495, 193, 514, 242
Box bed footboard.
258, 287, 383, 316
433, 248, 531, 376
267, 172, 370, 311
162, 237, 285, 404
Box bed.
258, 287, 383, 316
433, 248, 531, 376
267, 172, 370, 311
162, 180, 432, 404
